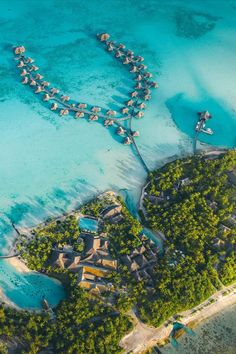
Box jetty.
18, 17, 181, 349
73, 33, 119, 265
13, 33, 159, 173
194, 110, 213, 153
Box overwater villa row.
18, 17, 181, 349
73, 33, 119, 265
13, 33, 158, 147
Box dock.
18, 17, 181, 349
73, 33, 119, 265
13, 33, 159, 173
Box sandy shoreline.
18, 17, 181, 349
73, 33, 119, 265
120, 283, 236, 353
6, 257, 30, 273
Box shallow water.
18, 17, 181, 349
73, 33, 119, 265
0, 0, 235, 309
161, 303, 236, 354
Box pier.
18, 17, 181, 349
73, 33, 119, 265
13, 33, 158, 173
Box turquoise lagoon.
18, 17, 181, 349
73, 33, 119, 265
0, 0, 235, 309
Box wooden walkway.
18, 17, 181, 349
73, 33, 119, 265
14, 34, 158, 173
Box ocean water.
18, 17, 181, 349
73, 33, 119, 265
0, 0, 235, 311
161, 303, 236, 354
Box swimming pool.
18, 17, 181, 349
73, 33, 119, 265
79, 217, 98, 233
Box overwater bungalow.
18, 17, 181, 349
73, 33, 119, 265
75, 112, 84, 118
106, 110, 116, 116
43, 93, 51, 101
130, 66, 138, 73
130, 91, 138, 98
35, 73, 44, 80
14, 46, 25, 55
121, 107, 129, 114
150, 82, 158, 88
198, 110, 212, 120
123, 137, 132, 145
131, 130, 140, 137
138, 102, 146, 110
51, 102, 58, 111
143, 88, 151, 95
107, 44, 114, 52
50, 88, 60, 95
115, 50, 122, 58
91, 106, 101, 113
137, 55, 144, 62
78, 103, 87, 109
41, 81, 50, 87
144, 72, 153, 78
30, 79, 37, 86
116, 126, 125, 135
144, 94, 151, 101
26, 57, 34, 63
35, 86, 42, 93
136, 111, 144, 118
17, 60, 25, 68
61, 95, 70, 102
123, 57, 130, 65
104, 119, 114, 126
126, 50, 134, 57
118, 43, 125, 50
21, 77, 28, 84
126, 99, 134, 106
20, 69, 28, 76
139, 64, 147, 70
89, 115, 99, 121
60, 109, 69, 116
135, 74, 143, 81
98, 33, 110, 42
135, 82, 142, 90
31, 65, 39, 71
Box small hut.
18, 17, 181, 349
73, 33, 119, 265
78, 103, 87, 109
121, 107, 129, 114
61, 95, 70, 103
22, 77, 28, 84
143, 88, 151, 95
118, 43, 125, 50
92, 106, 101, 113
138, 102, 146, 110
137, 56, 144, 62
107, 44, 114, 52
35, 73, 44, 80
126, 50, 134, 57
130, 66, 138, 73
41, 81, 50, 87
116, 126, 125, 135
130, 91, 138, 98
123, 57, 130, 65
43, 93, 51, 101
126, 99, 134, 107
139, 64, 147, 70
51, 103, 58, 111
123, 137, 132, 145
20, 69, 28, 76
115, 50, 123, 58
17, 61, 25, 68
30, 79, 37, 86
135, 74, 143, 82
75, 112, 84, 118
14, 46, 25, 55
136, 111, 144, 118
89, 115, 99, 121
150, 82, 158, 88
135, 83, 142, 90
50, 88, 60, 95
144, 72, 153, 78
60, 109, 69, 116
144, 94, 151, 101
104, 119, 113, 126
106, 110, 116, 116
131, 130, 140, 137
35, 86, 42, 93
26, 57, 34, 63
31, 65, 39, 71
98, 33, 110, 42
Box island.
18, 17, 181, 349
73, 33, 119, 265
0, 151, 236, 353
